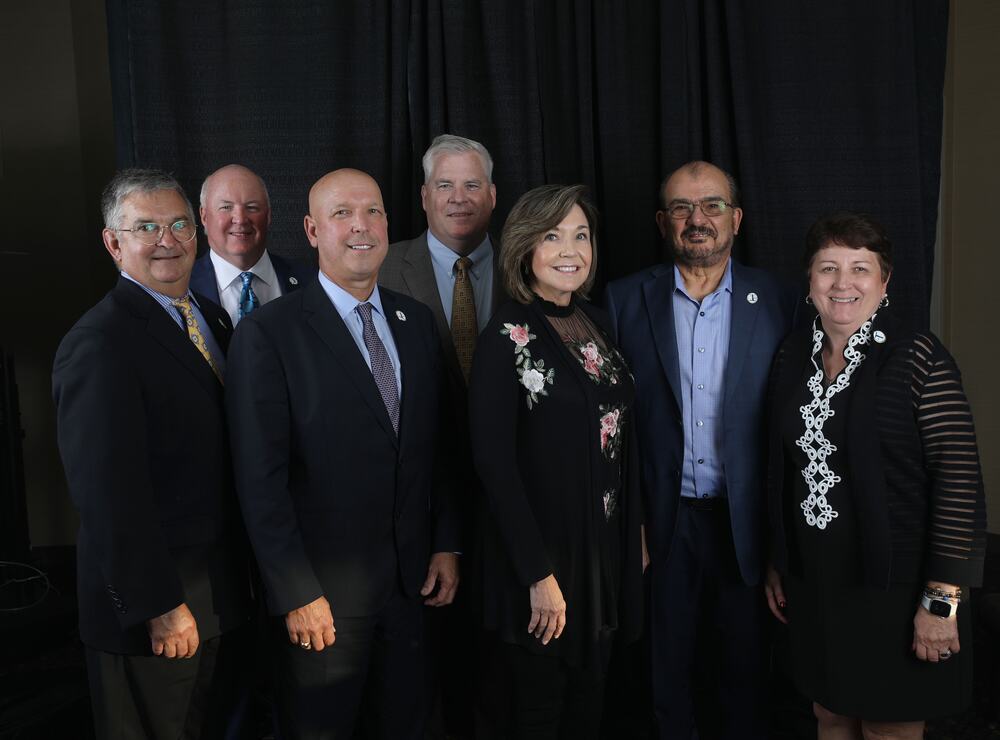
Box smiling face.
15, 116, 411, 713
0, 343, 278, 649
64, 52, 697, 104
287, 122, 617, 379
304, 169, 388, 300
809, 243, 890, 336
200, 165, 271, 270
102, 189, 196, 298
421, 151, 496, 254
656, 164, 742, 268
529, 204, 593, 306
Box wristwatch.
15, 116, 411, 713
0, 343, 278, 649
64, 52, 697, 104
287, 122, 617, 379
921, 593, 958, 618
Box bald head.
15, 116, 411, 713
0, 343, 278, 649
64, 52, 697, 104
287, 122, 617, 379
200, 164, 271, 270
304, 169, 389, 300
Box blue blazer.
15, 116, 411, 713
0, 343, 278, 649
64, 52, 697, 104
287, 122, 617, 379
189, 250, 313, 307
605, 260, 797, 586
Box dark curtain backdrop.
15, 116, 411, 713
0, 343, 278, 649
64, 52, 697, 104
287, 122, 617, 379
107, 0, 948, 327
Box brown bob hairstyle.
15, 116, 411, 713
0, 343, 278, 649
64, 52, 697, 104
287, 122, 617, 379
803, 211, 893, 279
500, 184, 599, 304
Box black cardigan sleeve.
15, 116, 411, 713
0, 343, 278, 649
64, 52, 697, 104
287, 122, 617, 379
911, 334, 987, 586
469, 308, 554, 588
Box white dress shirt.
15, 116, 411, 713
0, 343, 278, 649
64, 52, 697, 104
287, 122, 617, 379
209, 249, 284, 325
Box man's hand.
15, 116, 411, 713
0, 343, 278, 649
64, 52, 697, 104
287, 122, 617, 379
528, 574, 566, 645
421, 552, 460, 606
285, 595, 336, 652
147, 602, 199, 658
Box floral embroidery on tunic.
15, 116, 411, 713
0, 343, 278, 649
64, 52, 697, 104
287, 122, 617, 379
599, 404, 625, 461
502, 322, 555, 409
796, 314, 875, 530
602, 488, 618, 521
569, 341, 627, 386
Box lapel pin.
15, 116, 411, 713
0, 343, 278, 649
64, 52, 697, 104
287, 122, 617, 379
746, 292, 758, 304
289, 276, 299, 286
873, 330, 886, 344
396, 310, 407, 322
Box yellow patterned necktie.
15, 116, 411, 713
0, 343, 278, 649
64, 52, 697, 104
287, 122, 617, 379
171, 297, 223, 382
451, 256, 477, 383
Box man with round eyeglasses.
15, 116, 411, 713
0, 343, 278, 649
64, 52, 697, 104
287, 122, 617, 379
53, 168, 252, 739
606, 161, 798, 739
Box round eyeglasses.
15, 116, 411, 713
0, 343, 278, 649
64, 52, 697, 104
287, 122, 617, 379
117, 219, 197, 245
664, 199, 734, 220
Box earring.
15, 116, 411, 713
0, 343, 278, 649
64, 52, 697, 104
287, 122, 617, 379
805, 295, 813, 305
879, 294, 889, 309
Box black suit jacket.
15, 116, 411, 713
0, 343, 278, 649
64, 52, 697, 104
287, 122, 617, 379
225, 279, 459, 618
53, 277, 252, 654
379, 231, 504, 547
189, 250, 312, 307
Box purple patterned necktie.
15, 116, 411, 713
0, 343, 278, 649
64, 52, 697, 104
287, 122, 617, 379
356, 302, 400, 434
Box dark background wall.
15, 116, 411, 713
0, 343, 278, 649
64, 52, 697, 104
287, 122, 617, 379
0, 0, 996, 545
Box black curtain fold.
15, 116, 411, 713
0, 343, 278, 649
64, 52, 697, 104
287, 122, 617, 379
108, 0, 949, 328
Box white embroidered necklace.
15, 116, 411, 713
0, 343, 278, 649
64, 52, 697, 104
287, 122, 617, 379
796, 313, 876, 530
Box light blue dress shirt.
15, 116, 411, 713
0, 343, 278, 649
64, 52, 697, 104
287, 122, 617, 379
426, 231, 494, 331
121, 271, 226, 375
672, 261, 732, 499
317, 271, 403, 398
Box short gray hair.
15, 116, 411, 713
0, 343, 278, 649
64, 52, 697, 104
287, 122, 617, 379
101, 169, 193, 230
199, 164, 271, 210
421, 134, 494, 184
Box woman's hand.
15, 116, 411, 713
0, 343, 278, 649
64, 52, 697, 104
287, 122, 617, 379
764, 565, 788, 624
528, 574, 566, 645
913, 602, 960, 663
641, 525, 650, 573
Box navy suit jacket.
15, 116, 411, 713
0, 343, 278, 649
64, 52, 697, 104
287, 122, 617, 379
53, 277, 252, 654
225, 280, 460, 618
605, 260, 797, 586
189, 250, 312, 307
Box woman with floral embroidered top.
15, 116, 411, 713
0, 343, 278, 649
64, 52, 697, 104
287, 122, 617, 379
763, 212, 986, 739
469, 184, 645, 738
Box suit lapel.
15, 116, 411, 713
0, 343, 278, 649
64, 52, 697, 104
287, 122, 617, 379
302, 281, 399, 446
723, 262, 761, 405
115, 279, 222, 400
642, 267, 682, 410
400, 233, 464, 383
189, 255, 222, 306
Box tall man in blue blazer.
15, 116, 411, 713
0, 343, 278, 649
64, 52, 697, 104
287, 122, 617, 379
190, 164, 310, 324
226, 168, 460, 739
53, 169, 253, 739
605, 161, 797, 739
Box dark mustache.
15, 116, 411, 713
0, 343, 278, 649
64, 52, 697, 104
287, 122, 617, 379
683, 226, 716, 239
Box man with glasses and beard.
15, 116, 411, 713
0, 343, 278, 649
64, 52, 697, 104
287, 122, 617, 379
605, 161, 797, 739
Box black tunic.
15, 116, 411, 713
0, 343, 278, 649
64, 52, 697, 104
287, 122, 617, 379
469, 296, 643, 671
774, 313, 980, 721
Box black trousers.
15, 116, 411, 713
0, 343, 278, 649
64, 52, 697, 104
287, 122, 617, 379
85, 629, 245, 740
276, 587, 426, 740
500, 642, 606, 740
649, 499, 768, 740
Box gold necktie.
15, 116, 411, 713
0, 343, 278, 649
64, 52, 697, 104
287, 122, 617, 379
172, 297, 223, 382
451, 256, 477, 383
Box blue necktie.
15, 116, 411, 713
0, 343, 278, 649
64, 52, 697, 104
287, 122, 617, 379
356, 302, 400, 435
238, 272, 259, 320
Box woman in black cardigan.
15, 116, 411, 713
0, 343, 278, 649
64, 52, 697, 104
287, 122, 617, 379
764, 212, 987, 739
469, 184, 644, 738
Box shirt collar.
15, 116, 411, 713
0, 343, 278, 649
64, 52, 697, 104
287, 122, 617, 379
317, 270, 386, 322
673, 258, 733, 303
209, 248, 277, 289
121, 270, 198, 307
426, 230, 493, 278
